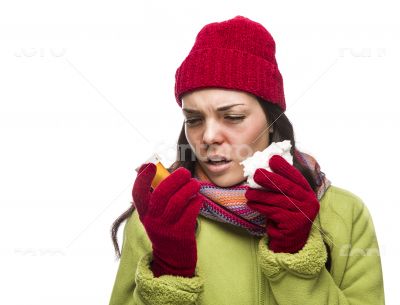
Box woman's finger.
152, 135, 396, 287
162, 178, 201, 222
245, 188, 304, 211
269, 155, 311, 191
132, 163, 157, 216
150, 167, 192, 216
253, 168, 308, 201
246, 201, 293, 223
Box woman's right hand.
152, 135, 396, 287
132, 163, 202, 277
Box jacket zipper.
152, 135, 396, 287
260, 267, 266, 305
254, 237, 266, 305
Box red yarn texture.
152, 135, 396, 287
132, 163, 202, 277
245, 155, 320, 253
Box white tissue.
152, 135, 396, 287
239, 140, 293, 188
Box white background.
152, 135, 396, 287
0, 0, 398, 304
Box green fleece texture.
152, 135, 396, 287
135, 253, 203, 304
258, 220, 327, 279
108, 185, 385, 305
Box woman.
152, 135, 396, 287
108, 16, 385, 305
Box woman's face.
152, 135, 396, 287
181, 88, 271, 187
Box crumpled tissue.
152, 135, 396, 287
239, 140, 293, 188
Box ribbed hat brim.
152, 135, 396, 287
175, 47, 286, 111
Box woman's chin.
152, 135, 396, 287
206, 173, 247, 188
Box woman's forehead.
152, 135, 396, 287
181, 88, 255, 109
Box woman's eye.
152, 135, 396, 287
226, 116, 245, 122
184, 116, 245, 126
184, 118, 201, 126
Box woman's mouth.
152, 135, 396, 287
205, 158, 232, 173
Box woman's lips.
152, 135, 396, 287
204, 160, 232, 173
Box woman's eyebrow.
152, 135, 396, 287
182, 103, 245, 114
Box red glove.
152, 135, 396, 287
245, 155, 320, 253
132, 163, 202, 277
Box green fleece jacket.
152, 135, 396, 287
108, 185, 385, 305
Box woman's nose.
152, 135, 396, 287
202, 120, 224, 145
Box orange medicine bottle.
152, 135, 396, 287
135, 153, 170, 190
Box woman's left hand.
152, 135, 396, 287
245, 155, 320, 253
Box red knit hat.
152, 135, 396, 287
174, 15, 286, 111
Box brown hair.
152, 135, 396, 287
110, 97, 331, 270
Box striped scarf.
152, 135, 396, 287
193, 149, 331, 236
